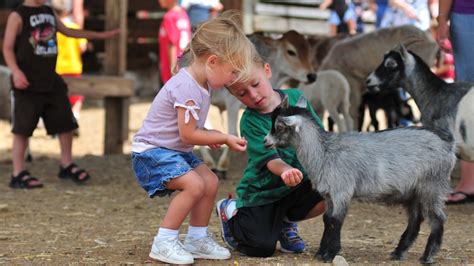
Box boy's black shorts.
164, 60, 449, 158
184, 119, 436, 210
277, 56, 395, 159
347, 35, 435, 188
11, 82, 78, 136
228, 180, 324, 257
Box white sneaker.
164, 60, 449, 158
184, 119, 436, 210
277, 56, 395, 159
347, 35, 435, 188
149, 236, 194, 264
184, 235, 231, 260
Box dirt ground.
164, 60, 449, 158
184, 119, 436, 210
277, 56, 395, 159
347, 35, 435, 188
0, 98, 473, 265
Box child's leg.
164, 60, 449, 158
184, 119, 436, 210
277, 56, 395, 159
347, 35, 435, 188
58, 131, 89, 181
189, 164, 219, 227
329, 24, 338, 36
58, 131, 73, 167
161, 170, 207, 229
12, 134, 29, 175
303, 200, 326, 219
347, 19, 357, 35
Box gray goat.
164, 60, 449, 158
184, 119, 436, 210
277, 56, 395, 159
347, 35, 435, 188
264, 95, 456, 264
367, 44, 474, 161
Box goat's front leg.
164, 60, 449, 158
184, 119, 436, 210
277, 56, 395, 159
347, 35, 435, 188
315, 201, 347, 262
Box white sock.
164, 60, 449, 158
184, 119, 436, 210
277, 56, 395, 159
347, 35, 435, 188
225, 200, 237, 219
156, 227, 179, 241
187, 226, 208, 239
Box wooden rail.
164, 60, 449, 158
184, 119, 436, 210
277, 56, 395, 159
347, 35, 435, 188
64, 75, 134, 154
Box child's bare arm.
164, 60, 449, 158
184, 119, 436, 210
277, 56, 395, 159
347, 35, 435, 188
319, 0, 333, 11
2, 12, 29, 89
267, 158, 303, 187
56, 15, 120, 40
168, 44, 178, 76
177, 105, 247, 151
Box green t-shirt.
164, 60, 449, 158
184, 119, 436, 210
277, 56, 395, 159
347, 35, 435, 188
236, 89, 324, 208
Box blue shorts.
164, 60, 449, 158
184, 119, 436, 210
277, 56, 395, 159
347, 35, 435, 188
131, 147, 203, 198
328, 5, 356, 26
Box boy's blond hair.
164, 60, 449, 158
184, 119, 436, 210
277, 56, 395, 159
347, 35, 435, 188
181, 10, 257, 84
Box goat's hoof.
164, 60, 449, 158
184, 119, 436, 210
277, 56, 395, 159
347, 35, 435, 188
390, 251, 405, 261
419, 256, 435, 264
315, 251, 336, 262
26, 154, 33, 162
212, 169, 227, 179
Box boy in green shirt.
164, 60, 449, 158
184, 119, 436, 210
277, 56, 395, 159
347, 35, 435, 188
216, 56, 326, 257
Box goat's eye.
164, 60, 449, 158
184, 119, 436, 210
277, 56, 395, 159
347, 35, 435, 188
276, 124, 284, 131
287, 50, 296, 56
384, 58, 397, 69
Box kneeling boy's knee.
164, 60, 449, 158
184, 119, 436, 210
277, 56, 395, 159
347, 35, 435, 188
240, 241, 276, 257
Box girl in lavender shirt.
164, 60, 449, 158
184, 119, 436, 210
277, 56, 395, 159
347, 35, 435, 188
130, 11, 257, 264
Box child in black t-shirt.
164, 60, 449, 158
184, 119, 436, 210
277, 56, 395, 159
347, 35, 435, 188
3, 0, 119, 188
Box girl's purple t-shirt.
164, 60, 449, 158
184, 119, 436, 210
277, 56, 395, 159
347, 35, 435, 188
452, 0, 474, 14
132, 68, 212, 153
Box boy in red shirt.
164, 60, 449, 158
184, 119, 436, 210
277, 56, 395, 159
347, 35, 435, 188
158, 0, 192, 84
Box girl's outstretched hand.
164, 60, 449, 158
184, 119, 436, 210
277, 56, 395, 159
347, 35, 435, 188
208, 143, 222, 149
226, 135, 247, 152
281, 168, 303, 187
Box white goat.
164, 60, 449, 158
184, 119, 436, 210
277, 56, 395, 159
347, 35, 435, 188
264, 95, 455, 264
300, 70, 353, 132
367, 44, 474, 161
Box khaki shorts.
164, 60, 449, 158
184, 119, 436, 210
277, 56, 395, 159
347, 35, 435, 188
11, 82, 78, 136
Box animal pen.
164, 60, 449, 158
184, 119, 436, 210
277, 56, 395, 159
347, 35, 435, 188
0, 1, 474, 265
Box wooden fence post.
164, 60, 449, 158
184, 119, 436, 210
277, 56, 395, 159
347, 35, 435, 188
104, 0, 128, 154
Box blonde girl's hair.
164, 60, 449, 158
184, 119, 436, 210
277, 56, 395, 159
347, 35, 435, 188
179, 10, 257, 84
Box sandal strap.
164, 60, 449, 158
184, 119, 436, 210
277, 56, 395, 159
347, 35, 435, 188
20, 175, 40, 183
12, 170, 31, 180
62, 163, 78, 172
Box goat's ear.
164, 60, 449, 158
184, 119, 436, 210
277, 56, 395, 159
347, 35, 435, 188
280, 95, 290, 109
295, 96, 307, 109
283, 116, 302, 132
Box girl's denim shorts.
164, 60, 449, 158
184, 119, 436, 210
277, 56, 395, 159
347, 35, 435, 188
131, 147, 203, 198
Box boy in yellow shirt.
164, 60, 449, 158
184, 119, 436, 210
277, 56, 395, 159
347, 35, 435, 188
53, 0, 87, 132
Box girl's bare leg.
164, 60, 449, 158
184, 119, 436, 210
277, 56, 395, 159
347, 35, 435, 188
161, 170, 206, 229
189, 164, 219, 227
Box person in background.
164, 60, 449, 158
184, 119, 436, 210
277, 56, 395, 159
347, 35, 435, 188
437, 0, 474, 205
430, 19, 455, 83
216, 55, 326, 257
319, 0, 357, 35
368, 0, 389, 28
157, 0, 191, 84
3, 0, 119, 188
180, 0, 223, 31
380, 0, 438, 31
52, 0, 87, 136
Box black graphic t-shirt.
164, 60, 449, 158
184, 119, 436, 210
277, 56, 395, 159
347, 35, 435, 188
14, 5, 61, 92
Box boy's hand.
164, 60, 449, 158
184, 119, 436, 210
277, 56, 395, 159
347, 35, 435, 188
226, 135, 247, 152
12, 70, 29, 89
281, 168, 303, 187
